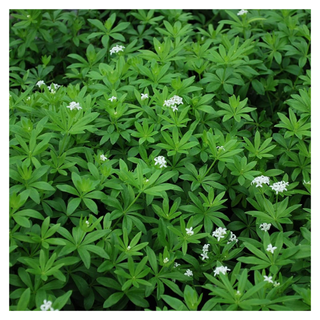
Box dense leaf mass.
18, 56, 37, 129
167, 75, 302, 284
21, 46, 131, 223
9, 9, 311, 311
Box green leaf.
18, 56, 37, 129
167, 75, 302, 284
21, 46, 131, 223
17, 288, 31, 310
103, 292, 124, 308
161, 294, 188, 310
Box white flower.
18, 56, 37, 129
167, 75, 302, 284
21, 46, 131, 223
263, 275, 273, 284
273, 281, 280, 287
270, 181, 289, 194
227, 231, 238, 244
66, 101, 82, 110
163, 257, 169, 264
40, 300, 52, 311
108, 96, 117, 102
212, 227, 227, 241
47, 83, 61, 93
36, 80, 46, 87
202, 244, 210, 251
184, 269, 193, 277
141, 93, 148, 100
235, 290, 241, 296
185, 227, 194, 236
163, 95, 183, 111
216, 146, 225, 151
27, 15, 30, 18
200, 251, 209, 260
26, 96, 31, 101
110, 44, 125, 55
200, 243, 210, 260
127, 246, 131, 250
154, 156, 167, 168
173, 262, 180, 268
237, 9, 248, 16
100, 154, 107, 161
214, 265, 231, 276
251, 175, 270, 188
85, 220, 90, 227
259, 223, 271, 232
266, 243, 277, 254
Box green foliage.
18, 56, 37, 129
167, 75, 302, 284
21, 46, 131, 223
9, 9, 310, 311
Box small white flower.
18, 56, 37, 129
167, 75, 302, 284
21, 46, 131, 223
216, 146, 225, 151
110, 44, 125, 55
100, 154, 107, 161
227, 231, 238, 244
202, 244, 210, 251
127, 246, 131, 250
214, 265, 231, 276
270, 181, 289, 194
85, 220, 90, 226
200, 251, 209, 260
266, 243, 277, 254
259, 223, 271, 232
263, 275, 273, 284
163, 95, 183, 112
108, 96, 117, 102
141, 93, 148, 100
163, 257, 169, 264
66, 101, 82, 110
26, 96, 31, 101
251, 175, 270, 188
27, 15, 30, 18
145, 179, 149, 183
173, 262, 180, 268
212, 227, 227, 241
273, 281, 280, 287
185, 227, 194, 236
40, 300, 52, 311
154, 156, 167, 168
36, 80, 46, 87
237, 9, 248, 16
184, 269, 193, 277
235, 290, 241, 296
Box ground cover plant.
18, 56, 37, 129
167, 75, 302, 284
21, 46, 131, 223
9, 9, 311, 311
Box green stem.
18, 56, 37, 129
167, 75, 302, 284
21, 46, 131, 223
204, 159, 217, 177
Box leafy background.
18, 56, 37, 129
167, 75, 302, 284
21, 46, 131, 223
8, 7, 312, 312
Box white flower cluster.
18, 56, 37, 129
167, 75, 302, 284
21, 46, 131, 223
36, 80, 61, 93
214, 265, 231, 276
100, 154, 107, 161
251, 175, 270, 188
237, 9, 248, 16
227, 231, 238, 244
163, 95, 183, 112
259, 223, 271, 232
270, 181, 289, 194
141, 93, 148, 100
184, 269, 193, 277
216, 146, 225, 151
263, 275, 280, 287
173, 262, 180, 268
36, 80, 46, 87
66, 101, 82, 110
200, 243, 210, 260
47, 83, 61, 94
212, 227, 227, 241
163, 257, 169, 264
108, 96, 117, 102
154, 156, 167, 168
185, 227, 194, 236
110, 44, 125, 55
266, 243, 277, 254
40, 300, 58, 311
